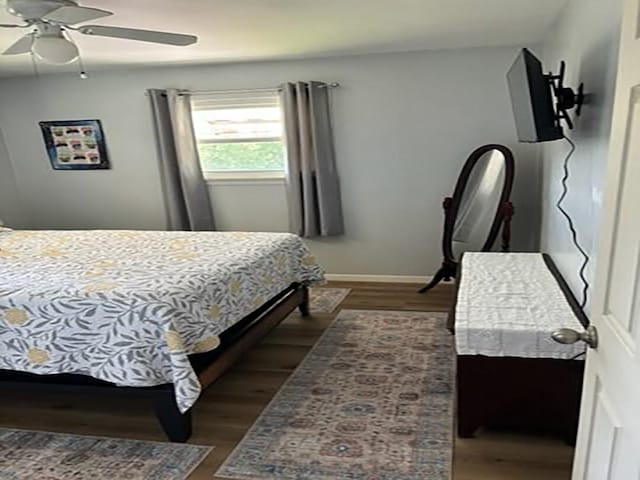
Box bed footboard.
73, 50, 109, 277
0, 283, 308, 443
299, 285, 310, 317
153, 386, 192, 442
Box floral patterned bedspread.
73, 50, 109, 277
0, 229, 324, 412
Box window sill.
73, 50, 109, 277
204, 171, 286, 186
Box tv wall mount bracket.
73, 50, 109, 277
545, 60, 585, 130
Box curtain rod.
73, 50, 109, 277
179, 82, 340, 96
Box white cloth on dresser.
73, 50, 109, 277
455, 252, 586, 359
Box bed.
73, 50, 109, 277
0, 228, 324, 441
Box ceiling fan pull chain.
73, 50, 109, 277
77, 51, 88, 79
30, 50, 39, 78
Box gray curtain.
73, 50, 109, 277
280, 81, 344, 238
148, 89, 215, 231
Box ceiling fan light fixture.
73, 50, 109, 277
2, 0, 198, 68
32, 34, 78, 64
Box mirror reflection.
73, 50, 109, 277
452, 150, 507, 259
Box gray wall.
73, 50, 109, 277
539, 0, 622, 307
0, 128, 25, 227
0, 47, 540, 276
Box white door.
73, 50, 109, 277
571, 0, 640, 477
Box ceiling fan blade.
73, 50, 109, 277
79, 25, 197, 46
2, 33, 33, 55
43, 6, 113, 25
0, 24, 23, 28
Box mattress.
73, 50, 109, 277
0, 229, 324, 411
455, 252, 585, 359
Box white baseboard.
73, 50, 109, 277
324, 274, 434, 284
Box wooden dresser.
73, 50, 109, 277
450, 252, 587, 443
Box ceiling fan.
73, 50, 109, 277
0, 0, 197, 65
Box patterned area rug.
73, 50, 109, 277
309, 287, 351, 313
217, 309, 454, 480
0, 428, 211, 480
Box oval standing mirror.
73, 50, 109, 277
419, 144, 515, 293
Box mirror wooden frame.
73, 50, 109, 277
419, 144, 515, 293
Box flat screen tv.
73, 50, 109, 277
507, 48, 563, 143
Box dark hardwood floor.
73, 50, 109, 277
0, 282, 574, 479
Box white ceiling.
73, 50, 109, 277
0, 0, 568, 77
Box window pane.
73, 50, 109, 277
193, 107, 283, 142
198, 141, 286, 171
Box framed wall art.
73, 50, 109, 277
39, 120, 110, 170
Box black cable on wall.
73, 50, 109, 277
556, 135, 591, 308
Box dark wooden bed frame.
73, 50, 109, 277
0, 283, 309, 442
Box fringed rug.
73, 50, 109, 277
309, 287, 351, 313
217, 309, 454, 480
0, 428, 211, 480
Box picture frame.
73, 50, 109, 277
39, 119, 110, 170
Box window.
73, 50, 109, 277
191, 92, 286, 180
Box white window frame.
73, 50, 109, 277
192, 91, 287, 183
203, 169, 286, 185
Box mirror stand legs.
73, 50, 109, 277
418, 260, 458, 293
501, 202, 514, 252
